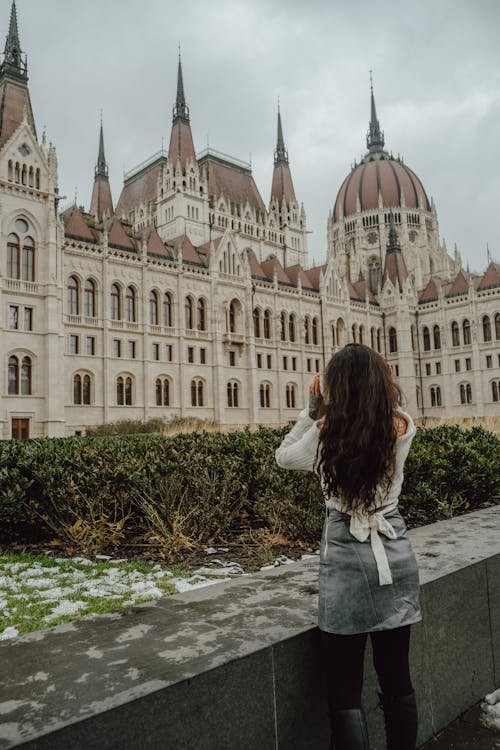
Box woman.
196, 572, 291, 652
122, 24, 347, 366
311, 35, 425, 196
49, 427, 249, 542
275, 343, 420, 750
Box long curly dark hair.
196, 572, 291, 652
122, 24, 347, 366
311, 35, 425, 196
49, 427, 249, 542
317, 343, 402, 512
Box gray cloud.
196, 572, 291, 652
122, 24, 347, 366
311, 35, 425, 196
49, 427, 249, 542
18, 0, 500, 271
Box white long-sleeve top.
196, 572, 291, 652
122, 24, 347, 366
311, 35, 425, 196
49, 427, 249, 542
275, 407, 417, 585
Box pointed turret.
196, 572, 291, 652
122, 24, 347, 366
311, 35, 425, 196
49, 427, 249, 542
366, 72, 384, 153
382, 213, 408, 293
167, 54, 196, 170
90, 120, 114, 222
270, 105, 297, 207
0, 1, 36, 147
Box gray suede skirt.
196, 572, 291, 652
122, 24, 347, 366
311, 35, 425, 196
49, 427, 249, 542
318, 507, 422, 634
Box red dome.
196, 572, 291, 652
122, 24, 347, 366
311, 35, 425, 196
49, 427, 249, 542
333, 154, 430, 222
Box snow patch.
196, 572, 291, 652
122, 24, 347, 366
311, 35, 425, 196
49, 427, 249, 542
0, 627, 19, 641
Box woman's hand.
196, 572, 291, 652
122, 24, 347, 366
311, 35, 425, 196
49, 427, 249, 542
308, 375, 324, 419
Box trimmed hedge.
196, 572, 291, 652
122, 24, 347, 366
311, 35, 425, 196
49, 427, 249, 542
0, 424, 498, 553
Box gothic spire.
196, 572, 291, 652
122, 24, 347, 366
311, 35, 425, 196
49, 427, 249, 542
173, 52, 189, 123
95, 118, 108, 177
386, 212, 400, 253
90, 118, 113, 222
1, 0, 27, 82
274, 103, 288, 165
383, 212, 408, 293
366, 71, 384, 153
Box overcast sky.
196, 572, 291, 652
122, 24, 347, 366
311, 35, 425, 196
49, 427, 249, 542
14, 0, 500, 273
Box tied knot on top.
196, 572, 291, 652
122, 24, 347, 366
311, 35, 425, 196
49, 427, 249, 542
349, 511, 399, 586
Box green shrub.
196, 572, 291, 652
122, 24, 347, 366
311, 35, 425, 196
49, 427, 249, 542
0, 423, 498, 551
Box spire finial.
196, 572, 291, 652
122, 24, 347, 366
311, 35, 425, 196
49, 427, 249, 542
366, 70, 384, 153
386, 211, 400, 253
274, 101, 288, 165
173, 50, 189, 122
1, 0, 27, 80
95, 114, 108, 178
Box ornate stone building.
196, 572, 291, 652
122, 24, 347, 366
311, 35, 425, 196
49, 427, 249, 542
0, 2, 498, 438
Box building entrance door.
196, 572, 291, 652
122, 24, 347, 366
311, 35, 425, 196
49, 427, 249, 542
11, 418, 30, 440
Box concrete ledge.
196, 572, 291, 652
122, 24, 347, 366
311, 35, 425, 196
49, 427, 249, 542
1, 505, 499, 749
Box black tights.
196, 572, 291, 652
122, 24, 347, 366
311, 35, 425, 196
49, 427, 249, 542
321, 625, 413, 711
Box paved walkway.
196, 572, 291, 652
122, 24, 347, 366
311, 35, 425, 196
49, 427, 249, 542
420, 702, 500, 749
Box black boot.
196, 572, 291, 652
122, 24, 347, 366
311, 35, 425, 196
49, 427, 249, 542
378, 692, 418, 750
329, 709, 369, 749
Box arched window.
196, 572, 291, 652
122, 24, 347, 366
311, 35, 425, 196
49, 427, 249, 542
197, 298, 206, 331
410, 325, 416, 352
337, 318, 345, 348
228, 300, 239, 333
368, 257, 381, 295
21, 356, 31, 395
82, 374, 91, 405
185, 296, 194, 329
7, 233, 20, 278
227, 380, 239, 407
73, 373, 82, 404
253, 308, 261, 338
422, 326, 430, 351
359, 325, 364, 345
352, 324, 357, 343
117, 376, 124, 405
280, 311, 287, 341
125, 287, 136, 323
377, 328, 382, 353
163, 292, 173, 327
285, 383, 296, 409
67, 276, 79, 315
312, 317, 319, 345
304, 316, 311, 344
430, 386, 442, 407
263, 309, 271, 339
111, 283, 121, 320
482, 315, 492, 342
289, 313, 296, 343
22, 236, 35, 281
466, 383, 472, 403
259, 383, 271, 408
451, 321, 460, 347
125, 377, 133, 405
433, 325, 441, 350
84, 279, 96, 318
459, 384, 466, 404
389, 327, 398, 353
191, 378, 204, 406
495, 313, 500, 341
462, 319, 471, 345
333, 323, 337, 348
8, 355, 18, 394
492, 381, 499, 402
156, 377, 170, 406
149, 291, 159, 326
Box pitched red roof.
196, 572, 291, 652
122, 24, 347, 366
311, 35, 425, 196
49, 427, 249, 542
116, 162, 162, 216
145, 228, 174, 260
270, 162, 297, 207
62, 205, 98, 243
90, 175, 114, 222
303, 265, 325, 291
285, 264, 315, 290
0, 80, 37, 148
166, 235, 207, 267
418, 277, 439, 303
477, 262, 500, 291
261, 256, 292, 284
168, 119, 196, 170
445, 270, 469, 297
196, 236, 223, 256
351, 277, 378, 304
383, 251, 408, 292
107, 218, 137, 251
205, 159, 266, 215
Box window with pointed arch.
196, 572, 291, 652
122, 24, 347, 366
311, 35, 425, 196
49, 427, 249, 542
495, 313, 500, 340
117, 376, 133, 406
73, 373, 92, 405
185, 296, 195, 330
289, 313, 296, 343
7, 218, 35, 281
451, 321, 460, 347
84, 279, 96, 318
253, 307, 261, 338
337, 318, 345, 348
163, 292, 174, 328
430, 385, 442, 407
332, 323, 337, 348
410, 325, 416, 352
8, 354, 32, 395
191, 378, 204, 407
227, 380, 239, 408
459, 382, 472, 405
462, 319, 471, 345
422, 326, 430, 351
312, 317, 319, 345
125, 287, 136, 323
259, 382, 271, 408
377, 327, 382, 353
491, 381, 499, 402
352, 324, 357, 343
433, 324, 441, 350
389, 327, 398, 353
280, 311, 287, 342
263, 309, 271, 339
304, 316, 311, 344
359, 325, 364, 345
111, 283, 121, 321
285, 383, 296, 409
149, 290, 159, 326
228, 300, 239, 333
197, 298, 206, 331
67, 276, 79, 315
155, 377, 170, 406
482, 315, 492, 343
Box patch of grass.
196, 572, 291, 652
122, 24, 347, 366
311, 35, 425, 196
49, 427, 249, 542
0, 554, 184, 638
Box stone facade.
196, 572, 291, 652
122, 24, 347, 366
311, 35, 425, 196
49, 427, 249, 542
0, 3, 498, 438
